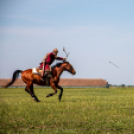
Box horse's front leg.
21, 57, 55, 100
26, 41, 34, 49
46, 83, 57, 97
56, 85, 63, 101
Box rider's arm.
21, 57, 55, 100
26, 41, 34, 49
56, 57, 67, 60
56, 57, 63, 60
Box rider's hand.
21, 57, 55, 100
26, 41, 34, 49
63, 57, 67, 60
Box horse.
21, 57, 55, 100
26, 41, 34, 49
4, 61, 76, 102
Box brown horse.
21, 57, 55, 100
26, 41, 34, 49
4, 62, 76, 102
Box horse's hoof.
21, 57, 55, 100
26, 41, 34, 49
46, 95, 49, 97
33, 97, 36, 101
32, 97, 40, 102
46, 94, 53, 97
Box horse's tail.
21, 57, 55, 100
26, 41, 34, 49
4, 70, 22, 88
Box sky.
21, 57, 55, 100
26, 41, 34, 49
0, 0, 134, 85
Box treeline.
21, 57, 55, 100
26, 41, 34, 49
109, 84, 134, 87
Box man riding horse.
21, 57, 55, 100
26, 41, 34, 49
38, 48, 67, 82
4, 47, 76, 102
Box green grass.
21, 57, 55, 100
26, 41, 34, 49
1, 87, 134, 134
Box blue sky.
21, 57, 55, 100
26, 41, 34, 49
0, 0, 134, 85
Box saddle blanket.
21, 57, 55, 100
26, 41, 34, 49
32, 68, 42, 76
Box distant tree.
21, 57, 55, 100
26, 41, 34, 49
127, 85, 134, 87
113, 85, 118, 87
109, 84, 113, 87
120, 84, 126, 87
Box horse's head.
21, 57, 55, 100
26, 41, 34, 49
62, 62, 76, 75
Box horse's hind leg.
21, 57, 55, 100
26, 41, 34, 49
25, 83, 40, 102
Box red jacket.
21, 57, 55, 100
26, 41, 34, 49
45, 52, 63, 65
39, 52, 63, 70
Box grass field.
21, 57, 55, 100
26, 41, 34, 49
1, 87, 134, 134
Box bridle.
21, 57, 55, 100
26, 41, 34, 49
63, 62, 74, 73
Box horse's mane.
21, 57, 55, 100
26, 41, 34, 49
51, 62, 69, 72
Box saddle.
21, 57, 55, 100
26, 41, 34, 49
32, 68, 51, 77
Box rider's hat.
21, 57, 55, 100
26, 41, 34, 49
53, 48, 58, 53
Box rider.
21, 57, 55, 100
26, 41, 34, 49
39, 48, 67, 82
